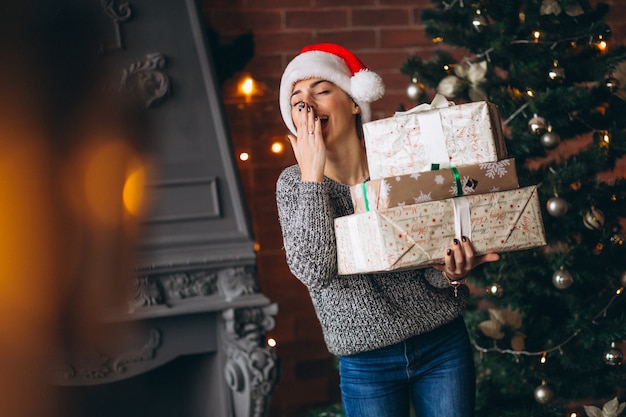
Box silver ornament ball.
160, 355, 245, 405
604, 342, 623, 366
407, 81, 422, 100
552, 268, 574, 290
583, 207, 605, 230
546, 197, 568, 217
540, 131, 561, 149
534, 383, 554, 404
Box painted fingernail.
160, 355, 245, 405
454, 239, 459, 245
315, 116, 319, 121
307, 106, 311, 112
298, 102, 305, 110
462, 236, 467, 242
446, 249, 452, 256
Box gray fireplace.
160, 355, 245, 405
53, 1, 278, 416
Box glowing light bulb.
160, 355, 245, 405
241, 77, 254, 95
240, 76, 256, 102
267, 338, 277, 348
239, 152, 250, 161
271, 142, 284, 154
533, 30, 541, 41
540, 352, 547, 364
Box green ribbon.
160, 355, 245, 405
362, 181, 370, 212
450, 166, 462, 196
431, 164, 463, 197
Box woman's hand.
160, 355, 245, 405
432, 236, 500, 283
287, 102, 325, 182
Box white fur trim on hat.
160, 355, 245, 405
279, 44, 385, 135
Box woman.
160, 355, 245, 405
276, 43, 500, 417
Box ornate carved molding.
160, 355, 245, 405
56, 328, 161, 383
100, 0, 132, 52
129, 265, 259, 310
222, 305, 279, 417
120, 53, 171, 108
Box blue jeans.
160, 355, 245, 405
338, 317, 475, 417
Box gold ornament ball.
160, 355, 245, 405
611, 233, 624, 246
534, 383, 554, 404
485, 283, 504, 297
528, 114, 547, 135
583, 207, 605, 230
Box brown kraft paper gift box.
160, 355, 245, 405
351, 158, 519, 213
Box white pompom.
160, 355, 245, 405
351, 70, 385, 102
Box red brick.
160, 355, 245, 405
209, 10, 282, 33
249, 0, 312, 7
316, 30, 377, 49
285, 10, 349, 29
352, 8, 411, 27
254, 32, 314, 54
316, 0, 376, 6
361, 50, 414, 67
380, 0, 429, 5
380, 28, 431, 48
246, 54, 284, 77
200, 0, 246, 10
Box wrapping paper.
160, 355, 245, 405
363, 97, 507, 180
335, 186, 546, 275
351, 158, 519, 213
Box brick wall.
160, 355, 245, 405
201, 2, 626, 416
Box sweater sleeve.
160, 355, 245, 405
276, 166, 339, 290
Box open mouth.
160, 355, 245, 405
318, 115, 329, 130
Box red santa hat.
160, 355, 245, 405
279, 43, 385, 135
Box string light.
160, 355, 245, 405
239, 152, 250, 161
271, 141, 285, 154
267, 337, 277, 348
595, 130, 611, 148
240, 76, 255, 102
540, 352, 547, 364
474, 281, 623, 357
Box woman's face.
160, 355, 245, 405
289, 78, 360, 146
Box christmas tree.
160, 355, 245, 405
400, 1, 626, 416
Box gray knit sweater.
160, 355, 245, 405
276, 164, 469, 356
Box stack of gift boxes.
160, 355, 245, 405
334, 96, 547, 275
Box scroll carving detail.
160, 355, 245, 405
129, 265, 259, 310
223, 305, 279, 417
120, 53, 170, 108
